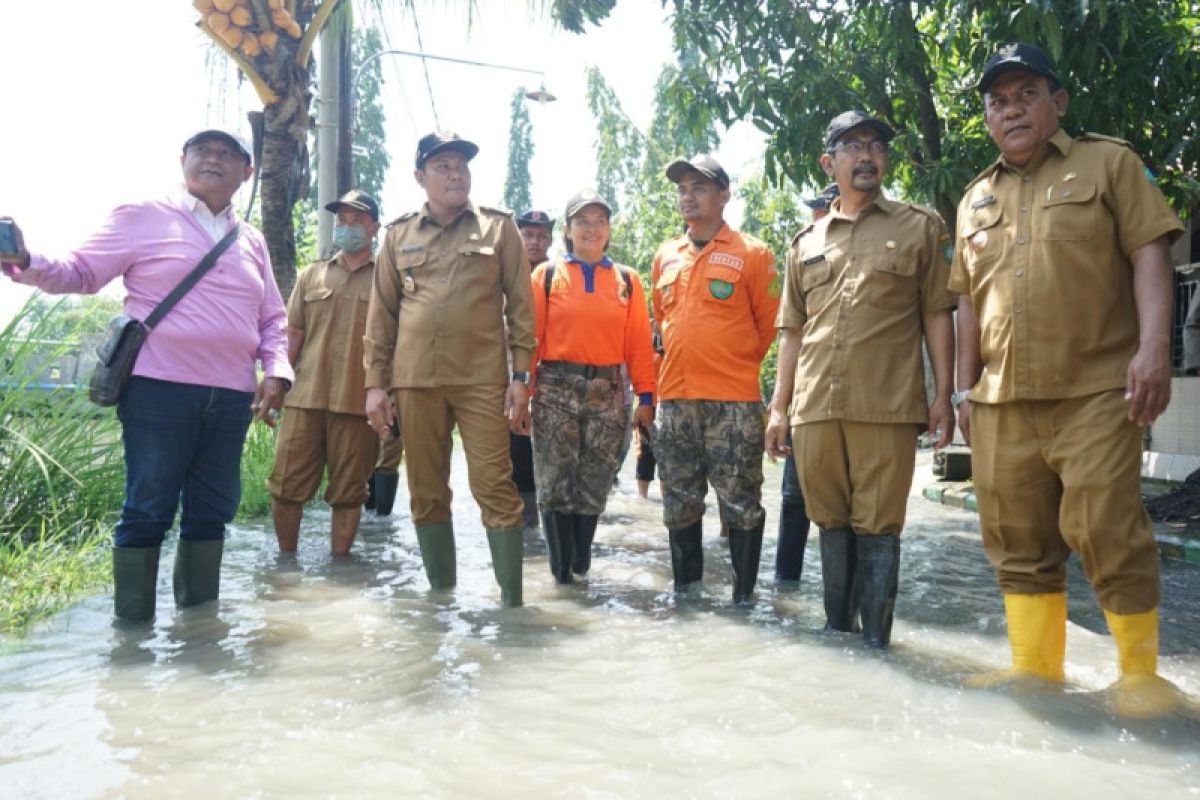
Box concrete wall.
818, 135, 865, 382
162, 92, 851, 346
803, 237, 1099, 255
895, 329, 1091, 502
1144, 377, 1200, 480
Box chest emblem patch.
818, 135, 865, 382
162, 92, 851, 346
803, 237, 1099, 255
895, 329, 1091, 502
970, 229, 989, 251
709, 279, 735, 300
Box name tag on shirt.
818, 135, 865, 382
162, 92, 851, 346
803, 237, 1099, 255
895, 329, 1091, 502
802, 254, 826, 267
708, 252, 744, 271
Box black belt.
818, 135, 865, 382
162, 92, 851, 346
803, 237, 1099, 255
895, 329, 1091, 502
540, 361, 621, 380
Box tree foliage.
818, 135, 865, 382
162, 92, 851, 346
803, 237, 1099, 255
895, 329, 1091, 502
556, 0, 1200, 228
503, 89, 535, 213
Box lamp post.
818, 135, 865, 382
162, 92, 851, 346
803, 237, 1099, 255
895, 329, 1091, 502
316, 48, 556, 255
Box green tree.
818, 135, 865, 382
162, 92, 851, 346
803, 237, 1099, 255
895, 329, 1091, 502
555, 1, 1200, 227
351, 26, 391, 199
14, 295, 123, 341
503, 89, 535, 213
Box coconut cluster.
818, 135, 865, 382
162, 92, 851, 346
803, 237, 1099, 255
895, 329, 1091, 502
194, 0, 301, 56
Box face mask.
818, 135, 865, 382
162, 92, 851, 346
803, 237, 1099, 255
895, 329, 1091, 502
333, 224, 370, 253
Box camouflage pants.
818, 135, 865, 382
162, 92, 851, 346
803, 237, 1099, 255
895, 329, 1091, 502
655, 399, 766, 530
531, 367, 629, 514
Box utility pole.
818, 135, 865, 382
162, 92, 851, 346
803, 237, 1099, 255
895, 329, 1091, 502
316, 1, 353, 257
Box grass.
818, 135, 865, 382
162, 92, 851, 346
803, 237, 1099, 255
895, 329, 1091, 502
0, 519, 111, 634
238, 418, 279, 519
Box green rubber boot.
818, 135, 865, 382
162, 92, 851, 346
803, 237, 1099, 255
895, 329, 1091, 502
113, 545, 160, 624
415, 521, 457, 590
487, 527, 524, 608
173, 539, 224, 609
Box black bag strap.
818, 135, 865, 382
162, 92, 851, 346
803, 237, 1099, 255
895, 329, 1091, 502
144, 224, 241, 329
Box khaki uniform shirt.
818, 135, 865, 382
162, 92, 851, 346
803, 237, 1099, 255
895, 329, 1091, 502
948, 129, 1184, 403
778, 195, 956, 425
284, 252, 375, 416
365, 202, 535, 389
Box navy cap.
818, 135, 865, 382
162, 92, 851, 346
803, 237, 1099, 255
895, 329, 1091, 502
564, 189, 612, 221
977, 42, 1060, 94
665, 155, 730, 189
414, 131, 479, 169
325, 189, 380, 221
824, 110, 895, 150
517, 209, 555, 231
804, 183, 840, 211
183, 129, 253, 165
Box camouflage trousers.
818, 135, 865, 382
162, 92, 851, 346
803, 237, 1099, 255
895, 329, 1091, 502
531, 366, 629, 514
655, 399, 766, 530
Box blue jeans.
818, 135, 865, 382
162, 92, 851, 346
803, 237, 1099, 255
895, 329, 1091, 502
114, 377, 254, 548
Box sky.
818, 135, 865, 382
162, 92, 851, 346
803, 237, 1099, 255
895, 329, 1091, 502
0, 0, 767, 326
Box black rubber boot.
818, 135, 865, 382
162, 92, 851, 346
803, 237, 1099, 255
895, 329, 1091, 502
728, 521, 764, 606
856, 533, 901, 648
774, 500, 809, 586
820, 527, 859, 632
572, 514, 599, 576
373, 470, 400, 516
363, 474, 377, 510
519, 491, 539, 530
486, 527, 524, 608
113, 545, 160, 624
541, 510, 576, 584
415, 521, 456, 590
173, 538, 224, 609
668, 521, 704, 591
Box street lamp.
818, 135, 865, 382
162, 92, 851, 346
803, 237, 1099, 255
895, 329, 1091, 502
318, 48, 557, 254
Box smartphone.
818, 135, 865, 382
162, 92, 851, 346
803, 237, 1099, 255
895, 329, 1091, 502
0, 220, 17, 255
388, 418, 401, 439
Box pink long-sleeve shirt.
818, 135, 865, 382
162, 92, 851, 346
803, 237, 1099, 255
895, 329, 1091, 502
10, 189, 292, 392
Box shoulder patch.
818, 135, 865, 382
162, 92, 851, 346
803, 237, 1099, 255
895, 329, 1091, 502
478, 204, 514, 217
1078, 132, 1134, 149
386, 210, 418, 229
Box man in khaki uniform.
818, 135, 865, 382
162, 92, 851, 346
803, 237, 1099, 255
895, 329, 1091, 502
952, 44, 1186, 716
766, 111, 956, 647
364, 132, 534, 608
268, 190, 382, 555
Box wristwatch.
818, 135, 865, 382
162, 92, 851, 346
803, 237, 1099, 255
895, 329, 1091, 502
951, 389, 971, 408
511, 371, 530, 385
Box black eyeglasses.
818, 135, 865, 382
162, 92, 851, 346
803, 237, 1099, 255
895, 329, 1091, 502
832, 140, 889, 156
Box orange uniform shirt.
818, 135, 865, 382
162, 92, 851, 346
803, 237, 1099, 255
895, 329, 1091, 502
531, 256, 657, 396
651, 224, 780, 402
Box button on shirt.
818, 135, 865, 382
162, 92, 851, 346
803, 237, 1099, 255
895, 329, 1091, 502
11, 187, 291, 392
948, 129, 1184, 403
651, 224, 779, 402
365, 202, 535, 389
777, 195, 956, 425
285, 252, 376, 415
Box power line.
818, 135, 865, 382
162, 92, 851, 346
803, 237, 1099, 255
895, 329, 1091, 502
409, 5, 441, 128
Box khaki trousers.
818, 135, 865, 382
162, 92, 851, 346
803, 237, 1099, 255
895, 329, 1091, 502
395, 385, 523, 529
793, 419, 919, 535
970, 390, 1159, 613
267, 408, 378, 507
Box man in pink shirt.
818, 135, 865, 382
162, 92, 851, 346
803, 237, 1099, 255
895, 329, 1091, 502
0, 129, 293, 625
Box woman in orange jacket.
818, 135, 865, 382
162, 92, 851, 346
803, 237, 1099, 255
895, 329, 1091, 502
529, 190, 656, 583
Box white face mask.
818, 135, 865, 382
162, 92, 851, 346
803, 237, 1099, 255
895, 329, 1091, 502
332, 224, 370, 253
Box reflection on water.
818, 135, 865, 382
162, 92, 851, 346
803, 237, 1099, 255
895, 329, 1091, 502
2, 453, 1198, 798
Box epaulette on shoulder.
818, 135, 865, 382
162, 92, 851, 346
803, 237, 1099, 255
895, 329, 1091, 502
478, 204, 514, 217
904, 202, 946, 225
386, 210, 418, 229
790, 222, 815, 247
1078, 132, 1134, 149
962, 163, 1000, 196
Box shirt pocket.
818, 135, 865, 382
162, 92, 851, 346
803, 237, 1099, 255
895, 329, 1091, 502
304, 287, 333, 304
1039, 180, 1097, 241
862, 252, 917, 310
397, 250, 427, 294
701, 264, 743, 304
458, 243, 499, 281
655, 267, 683, 310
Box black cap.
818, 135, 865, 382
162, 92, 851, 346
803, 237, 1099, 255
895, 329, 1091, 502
564, 189, 612, 220
665, 155, 730, 189
414, 131, 479, 169
804, 183, 840, 211
325, 189, 380, 221
824, 111, 895, 150
977, 43, 1060, 94
183, 129, 252, 165
517, 210, 555, 231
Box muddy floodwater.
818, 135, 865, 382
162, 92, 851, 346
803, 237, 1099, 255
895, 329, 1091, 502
2, 451, 1198, 798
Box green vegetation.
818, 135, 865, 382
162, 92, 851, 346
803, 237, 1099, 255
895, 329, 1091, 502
0, 299, 124, 634
238, 418, 279, 519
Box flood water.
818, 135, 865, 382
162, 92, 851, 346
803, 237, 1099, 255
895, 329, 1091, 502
2, 451, 1198, 798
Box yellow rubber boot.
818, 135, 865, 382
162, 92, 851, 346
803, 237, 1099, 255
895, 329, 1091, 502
1103, 608, 1184, 718
968, 593, 1066, 687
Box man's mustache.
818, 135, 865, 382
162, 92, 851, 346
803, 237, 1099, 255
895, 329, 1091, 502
853, 165, 879, 176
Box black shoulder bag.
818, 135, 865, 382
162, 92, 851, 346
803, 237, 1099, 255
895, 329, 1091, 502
88, 225, 241, 406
